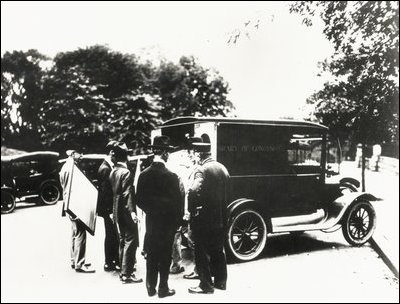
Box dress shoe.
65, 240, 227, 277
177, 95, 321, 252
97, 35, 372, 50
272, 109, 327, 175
120, 274, 143, 284
105, 260, 121, 271
71, 263, 91, 269
147, 288, 157, 297
213, 282, 226, 290
183, 271, 199, 280
170, 266, 185, 274
75, 265, 95, 273
158, 288, 175, 298
104, 264, 116, 271
188, 286, 214, 294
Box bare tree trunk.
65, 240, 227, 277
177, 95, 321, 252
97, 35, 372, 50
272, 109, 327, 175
361, 141, 366, 192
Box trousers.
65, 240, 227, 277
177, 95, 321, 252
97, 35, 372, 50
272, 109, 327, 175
193, 227, 227, 291
145, 229, 175, 291
70, 218, 86, 269
103, 215, 119, 265
117, 211, 139, 276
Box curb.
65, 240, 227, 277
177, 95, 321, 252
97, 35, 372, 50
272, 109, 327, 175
370, 237, 399, 279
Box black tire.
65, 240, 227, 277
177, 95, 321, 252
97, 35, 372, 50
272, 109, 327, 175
1, 190, 16, 214
39, 181, 61, 205
227, 209, 267, 262
342, 201, 376, 246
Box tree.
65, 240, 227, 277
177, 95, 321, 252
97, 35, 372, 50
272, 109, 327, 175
155, 56, 234, 121
2, 45, 234, 154
1, 50, 48, 150
290, 1, 399, 190
40, 45, 159, 154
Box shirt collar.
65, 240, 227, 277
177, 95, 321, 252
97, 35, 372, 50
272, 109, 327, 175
153, 155, 166, 165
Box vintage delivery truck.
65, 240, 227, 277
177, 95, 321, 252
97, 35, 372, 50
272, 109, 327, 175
152, 117, 378, 262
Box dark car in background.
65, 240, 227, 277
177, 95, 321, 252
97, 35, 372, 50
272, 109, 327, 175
1, 151, 62, 214
1, 151, 152, 215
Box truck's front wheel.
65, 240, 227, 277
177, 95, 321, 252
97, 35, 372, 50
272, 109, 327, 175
342, 200, 376, 246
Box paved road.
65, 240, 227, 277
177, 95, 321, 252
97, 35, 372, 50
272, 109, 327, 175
1, 199, 398, 302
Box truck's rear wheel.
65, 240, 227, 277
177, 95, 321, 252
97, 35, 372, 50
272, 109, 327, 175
227, 209, 267, 262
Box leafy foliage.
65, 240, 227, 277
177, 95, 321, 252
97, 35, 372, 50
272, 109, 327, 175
1, 50, 48, 149
155, 56, 234, 120
290, 1, 399, 148
2, 46, 233, 154
40, 45, 159, 154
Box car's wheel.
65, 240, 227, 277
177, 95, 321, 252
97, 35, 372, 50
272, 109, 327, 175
227, 209, 267, 262
342, 200, 376, 246
1, 190, 16, 214
39, 181, 61, 205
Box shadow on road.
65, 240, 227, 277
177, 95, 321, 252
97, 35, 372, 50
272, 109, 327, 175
263, 232, 346, 258
1, 199, 59, 215
227, 232, 347, 265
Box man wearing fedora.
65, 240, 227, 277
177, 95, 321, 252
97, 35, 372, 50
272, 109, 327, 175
187, 142, 230, 294
136, 135, 184, 298
109, 142, 143, 284
97, 140, 120, 272
60, 149, 95, 273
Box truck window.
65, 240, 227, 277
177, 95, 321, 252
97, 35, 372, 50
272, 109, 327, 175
288, 134, 323, 174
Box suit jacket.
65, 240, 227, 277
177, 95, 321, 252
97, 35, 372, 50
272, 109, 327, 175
109, 163, 136, 224
136, 161, 184, 234
96, 159, 114, 217
188, 157, 230, 231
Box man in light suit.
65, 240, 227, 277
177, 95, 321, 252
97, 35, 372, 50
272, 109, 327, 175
188, 142, 230, 294
136, 135, 184, 298
109, 142, 143, 284
60, 149, 95, 273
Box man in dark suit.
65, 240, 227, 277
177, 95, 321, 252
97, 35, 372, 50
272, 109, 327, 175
109, 142, 143, 284
136, 135, 184, 298
97, 140, 120, 272
187, 142, 230, 294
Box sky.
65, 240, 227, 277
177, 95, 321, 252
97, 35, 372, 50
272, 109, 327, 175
1, 1, 334, 119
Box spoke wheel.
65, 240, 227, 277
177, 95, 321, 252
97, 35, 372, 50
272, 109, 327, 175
227, 209, 267, 262
1, 190, 16, 214
342, 201, 376, 246
40, 182, 60, 205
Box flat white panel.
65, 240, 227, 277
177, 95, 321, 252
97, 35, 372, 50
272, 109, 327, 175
66, 162, 98, 235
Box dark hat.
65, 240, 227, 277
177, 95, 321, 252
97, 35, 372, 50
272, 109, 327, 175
106, 140, 118, 149
186, 136, 202, 150
192, 142, 211, 153
150, 135, 175, 151
112, 141, 133, 155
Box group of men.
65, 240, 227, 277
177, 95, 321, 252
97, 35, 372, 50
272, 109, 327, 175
59, 134, 230, 298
